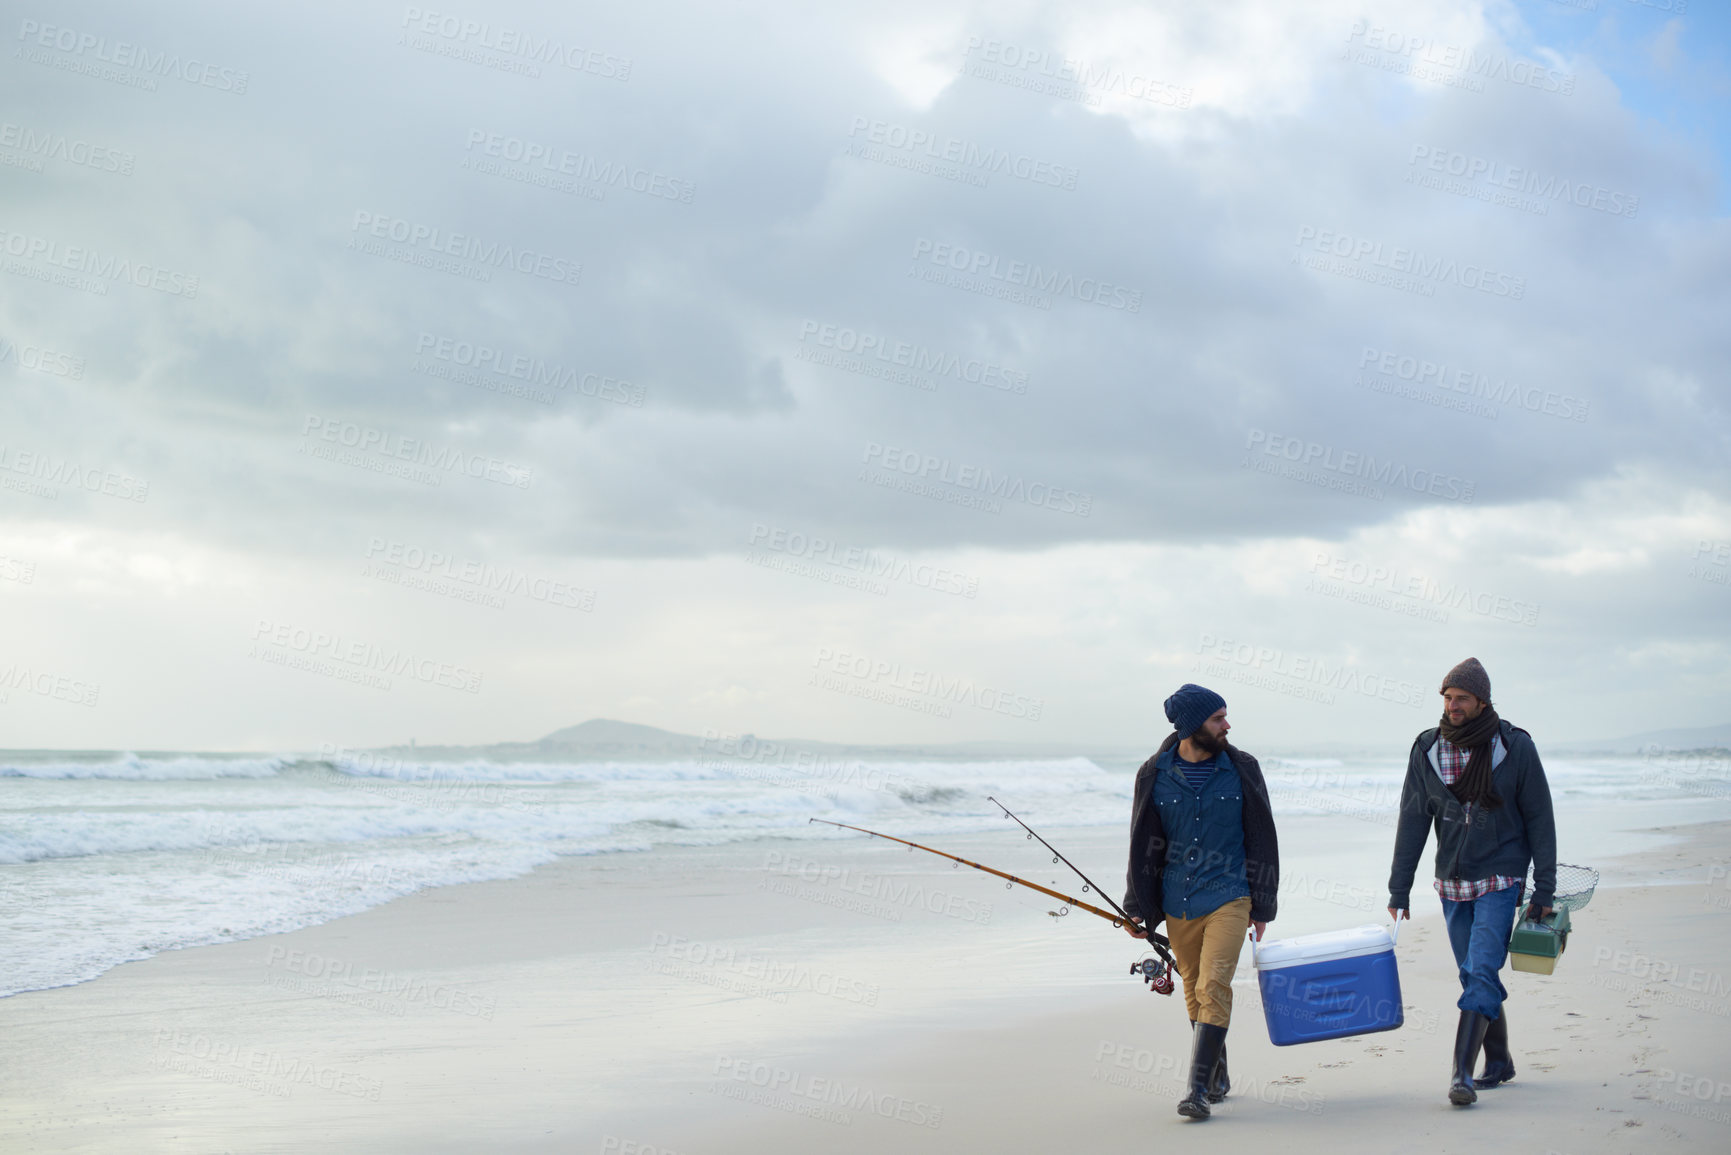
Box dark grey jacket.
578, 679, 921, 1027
1387, 719, 1558, 910
1123, 733, 1280, 927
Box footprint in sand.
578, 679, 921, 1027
1317, 1060, 1351, 1069
1270, 1075, 1308, 1085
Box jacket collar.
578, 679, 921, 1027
1427, 728, 1508, 777
1147, 731, 1246, 777
1155, 743, 1232, 775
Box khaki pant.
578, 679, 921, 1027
1164, 897, 1252, 1027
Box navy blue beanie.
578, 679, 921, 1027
1165, 683, 1227, 739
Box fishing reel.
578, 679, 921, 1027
1130, 955, 1175, 995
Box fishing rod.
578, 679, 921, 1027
982, 798, 1177, 994
987, 796, 1137, 927
807, 817, 1175, 995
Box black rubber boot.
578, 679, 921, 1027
1477, 1009, 1515, 1087
1178, 1022, 1227, 1119
1207, 1036, 1230, 1103
1187, 1021, 1231, 1104
1449, 1010, 1491, 1105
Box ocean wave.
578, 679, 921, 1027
0, 753, 291, 779
4, 750, 1726, 999
0, 758, 1128, 866
323, 755, 732, 782
0, 754, 1127, 995
319, 753, 1116, 785
0, 839, 562, 998
1261, 757, 1346, 770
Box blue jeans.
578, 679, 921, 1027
1440, 884, 1521, 1018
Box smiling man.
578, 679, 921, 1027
1123, 683, 1280, 1120
1387, 657, 1558, 1107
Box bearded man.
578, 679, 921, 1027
1387, 658, 1558, 1106
1123, 684, 1280, 1120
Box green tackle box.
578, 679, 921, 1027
1508, 907, 1571, 974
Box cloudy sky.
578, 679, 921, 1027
2, 0, 1727, 754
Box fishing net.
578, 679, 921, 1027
1530, 863, 1599, 912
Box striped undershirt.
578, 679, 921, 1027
1173, 755, 1215, 790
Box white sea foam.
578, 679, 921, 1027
2, 748, 1723, 998
0, 753, 291, 779
0, 753, 1130, 995
2, 838, 560, 998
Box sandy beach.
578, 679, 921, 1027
2, 801, 1728, 1154
6, 1, 1727, 1149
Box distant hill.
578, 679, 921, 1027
5, 718, 1722, 764
372, 718, 1149, 768
371, 716, 1731, 764
377, 719, 707, 762
370, 716, 1731, 764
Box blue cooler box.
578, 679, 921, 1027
1252, 923, 1403, 1046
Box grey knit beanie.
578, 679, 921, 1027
1440, 657, 1491, 702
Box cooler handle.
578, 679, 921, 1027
1249, 914, 1404, 961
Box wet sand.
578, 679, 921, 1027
2, 816, 1727, 1153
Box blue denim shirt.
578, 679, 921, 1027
1153, 747, 1251, 919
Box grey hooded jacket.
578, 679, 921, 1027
1387, 718, 1558, 911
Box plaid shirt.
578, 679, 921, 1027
1433, 736, 1522, 903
